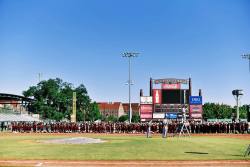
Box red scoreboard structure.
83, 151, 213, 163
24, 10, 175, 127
140, 78, 203, 121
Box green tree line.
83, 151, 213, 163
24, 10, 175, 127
203, 102, 248, 120
23, 78, 100, 121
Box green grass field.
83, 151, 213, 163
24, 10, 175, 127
0, 133, 249, 161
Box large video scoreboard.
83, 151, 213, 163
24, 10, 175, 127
151, 78, 191, 118
162, 89, 189, 104
140, 78, 203, 121
153, 89, 189, 113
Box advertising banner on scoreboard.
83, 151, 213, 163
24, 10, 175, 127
165, 113, 178, 119
153, 113, 165, 119
189, 96, 202, 105
153, 89, 162, 104
191, 113, 202, 118
140, 104, 153, 119
190, 104, 203, 119
161, 83, 181, 90
190, 105, 203, 113
140, 96, 153, 104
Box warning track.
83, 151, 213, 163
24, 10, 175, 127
0, 160, 249, 167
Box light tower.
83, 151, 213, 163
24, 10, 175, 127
232, 89, 243, 122
38, 73, 43, 83
123, 52, 139, 123
242, 54, 250, 72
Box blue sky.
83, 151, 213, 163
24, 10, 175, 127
0, 0, 250, 105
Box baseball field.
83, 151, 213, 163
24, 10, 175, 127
0, 133, 249, 166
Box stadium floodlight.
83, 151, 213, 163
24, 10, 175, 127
38, 73, 43, 83
123, 52, 139, 123
232, 89, 244, 122
242, 54, 250, 72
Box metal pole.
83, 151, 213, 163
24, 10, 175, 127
123, 52, 139, 123
128, 57, 132, 123
248, 56, 250, 72
236, 96, 239, 121
242, 54, 250, 72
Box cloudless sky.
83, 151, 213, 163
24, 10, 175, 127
0, 0, 250, 105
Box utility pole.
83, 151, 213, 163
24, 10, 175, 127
123, 52, 139, 123
242, 54, 250, 72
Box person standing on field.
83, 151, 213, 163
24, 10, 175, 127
147, 120, 152, 138
162, 119, 168, 138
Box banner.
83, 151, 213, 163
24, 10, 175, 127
165, 113, 177, 119
153, 89, 162, 104
140, 104, 153, 119
140, 96, 153, 104
162, 83, 181, 89
190, 105, 203, 113
190, 104, 203, 119
153, 113, 165, 119
189, 96, 202, 105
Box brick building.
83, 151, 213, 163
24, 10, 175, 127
97, 102, 140, 118
122, 103, 140, 115
97, 102, 125, 118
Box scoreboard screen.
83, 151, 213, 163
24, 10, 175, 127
162, 89, 189, 104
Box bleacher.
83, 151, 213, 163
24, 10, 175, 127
0, 107, 40, 122
0, 113, 40, 122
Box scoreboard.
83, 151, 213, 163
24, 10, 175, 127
140, 78, 203, 121
162, 89, 189, 104
152, 88, 189, 114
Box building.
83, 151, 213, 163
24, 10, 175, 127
122, 103, 140, 115
0, 93, 33, 113
0, 93, 40, 122
98, 102, 125, 118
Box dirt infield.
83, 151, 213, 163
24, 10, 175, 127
0, 160, 249, 167
1, 132, 250, 139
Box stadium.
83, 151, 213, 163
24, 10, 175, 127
1, 1, 250, 166
0, 77, 249, 167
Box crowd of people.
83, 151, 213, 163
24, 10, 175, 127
3, 121, 249, 134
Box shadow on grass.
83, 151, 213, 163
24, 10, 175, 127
185, 152, 208, 155
227, 154, 243, 157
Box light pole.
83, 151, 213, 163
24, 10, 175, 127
242, 54, 250, 72
123, 52, 139, 123
232, 89, 243, 122
38, 73, 43, 83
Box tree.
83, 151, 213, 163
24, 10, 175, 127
106, 115, 118, 122
131, 113, 140, 123
118, 115, 128, 122
202, 102, 247, 119
88, 102, 101, 121
239, 105, 248, 119
23, 78, 100, 122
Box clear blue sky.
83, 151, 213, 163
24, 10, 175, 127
1, 0, 250, 105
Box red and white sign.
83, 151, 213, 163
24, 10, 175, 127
161, 83, 181, 89
153, 89, 162, 104
140, 96, 153, 104
191, 113, 202, 118
190, 105, 203, 119
190, 105, 203, 113
153, 113, 165, 119
140, 104, 153, 119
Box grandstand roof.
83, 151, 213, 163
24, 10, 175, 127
0, 93, 34, 102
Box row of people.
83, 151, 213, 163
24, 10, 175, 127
9, 121, 249, 134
